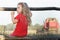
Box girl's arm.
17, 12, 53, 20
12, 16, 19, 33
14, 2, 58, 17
11, 11, 18, 24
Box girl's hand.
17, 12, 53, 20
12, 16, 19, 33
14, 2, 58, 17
11, 11, 15, 16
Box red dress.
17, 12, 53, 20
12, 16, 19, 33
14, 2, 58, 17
11, 13, 28, 37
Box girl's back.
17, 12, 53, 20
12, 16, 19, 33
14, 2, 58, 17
11, 13, 28, 37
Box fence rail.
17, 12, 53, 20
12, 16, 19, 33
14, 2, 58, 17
0, 7, 60, 11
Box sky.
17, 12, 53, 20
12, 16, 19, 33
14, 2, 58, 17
0, 0, 60, 25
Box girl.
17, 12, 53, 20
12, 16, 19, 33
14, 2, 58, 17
49, 18, 58, 28
10, 2, 32, 37
49, 18, 59, 31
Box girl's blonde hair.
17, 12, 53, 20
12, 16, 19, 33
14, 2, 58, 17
18, 2, 32, 25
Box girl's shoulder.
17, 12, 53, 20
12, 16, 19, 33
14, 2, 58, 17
18, 13, 22, 16
20, 13, 26, 17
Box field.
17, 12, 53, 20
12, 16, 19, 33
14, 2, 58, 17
0, 24, 60, 40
